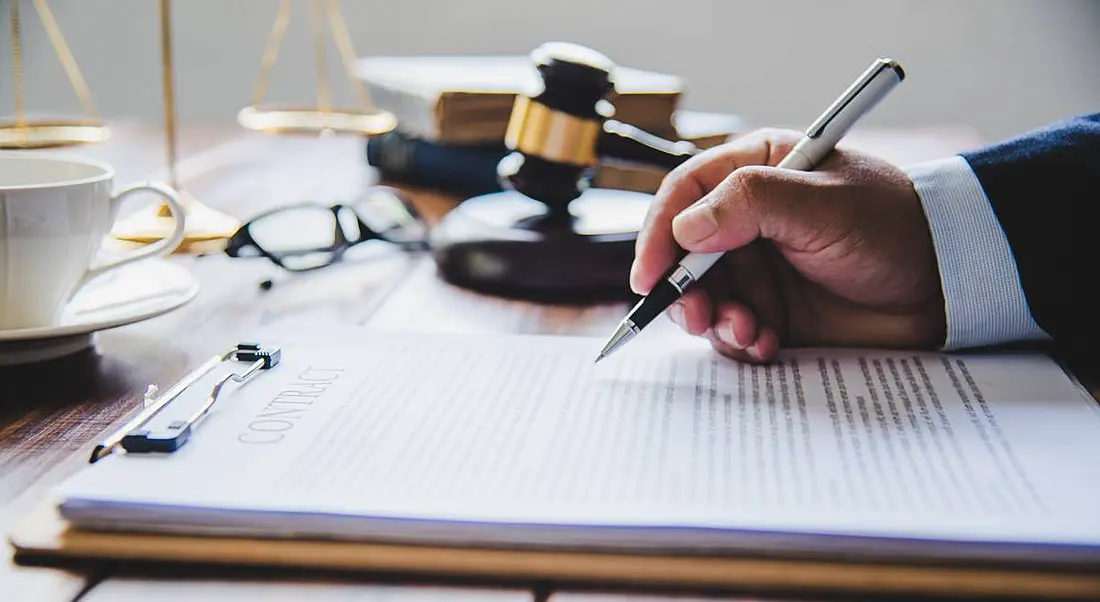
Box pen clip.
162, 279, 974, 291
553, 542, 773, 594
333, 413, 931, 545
805, 58, 904, 139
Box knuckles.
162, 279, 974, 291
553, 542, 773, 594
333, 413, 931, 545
734, 127, 804, 160
745, 126, 802, 144
715, 165, 772, 217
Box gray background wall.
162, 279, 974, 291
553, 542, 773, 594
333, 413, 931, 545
1, 0, 1098, 142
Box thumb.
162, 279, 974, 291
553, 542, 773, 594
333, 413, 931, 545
670, 165, 830, 253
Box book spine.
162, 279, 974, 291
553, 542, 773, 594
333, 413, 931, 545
366, 132, 507, 197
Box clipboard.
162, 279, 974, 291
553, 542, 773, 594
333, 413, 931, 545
11, 502, 1100, 600
10, 338, 1100, 600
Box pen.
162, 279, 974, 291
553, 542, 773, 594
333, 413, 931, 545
595, 57, 906, 363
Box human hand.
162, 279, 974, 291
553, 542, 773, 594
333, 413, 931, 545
630, 128, 947, 362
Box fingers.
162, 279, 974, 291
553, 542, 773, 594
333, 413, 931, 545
665, 288, 712, 336
711, 300, 758, 351
630, 128, 803, 294
707, 322, 780, 363
662, 242, 790, 363
666, 290, 780, 363
718, 242, 789, 338
671, 164, 832, 255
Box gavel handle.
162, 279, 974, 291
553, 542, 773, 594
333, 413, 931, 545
596, 120, 701, 171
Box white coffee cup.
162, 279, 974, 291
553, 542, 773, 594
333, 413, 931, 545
0, 154, 187, 330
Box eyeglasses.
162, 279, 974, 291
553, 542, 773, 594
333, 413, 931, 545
224, 186, 430, 272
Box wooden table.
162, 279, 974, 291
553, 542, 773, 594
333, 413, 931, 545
0, 122, 988, 601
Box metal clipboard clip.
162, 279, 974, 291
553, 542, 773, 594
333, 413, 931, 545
89, 343, 282, 463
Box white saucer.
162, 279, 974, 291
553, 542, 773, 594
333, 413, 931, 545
0, 259, 200, 365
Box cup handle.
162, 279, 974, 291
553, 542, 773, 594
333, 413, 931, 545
75, 182, 187, 291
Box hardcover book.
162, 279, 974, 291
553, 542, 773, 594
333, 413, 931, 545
356, 55, 683, 144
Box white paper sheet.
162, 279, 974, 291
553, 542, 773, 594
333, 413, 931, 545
56, 331, 1100, 559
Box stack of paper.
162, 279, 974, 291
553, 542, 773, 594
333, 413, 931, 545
51, 332, 1100, 567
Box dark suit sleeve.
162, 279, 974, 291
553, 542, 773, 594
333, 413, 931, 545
961, 113, 1100, 356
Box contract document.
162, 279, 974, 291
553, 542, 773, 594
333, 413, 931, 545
54, 331, 1100, 564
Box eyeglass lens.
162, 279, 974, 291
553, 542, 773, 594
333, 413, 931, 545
242, 188, 426, 271
246, 206, 339, 271
352, 187, 427, 244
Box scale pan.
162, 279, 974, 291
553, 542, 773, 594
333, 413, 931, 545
237, 105, 397, 136
0, 118, 110, 149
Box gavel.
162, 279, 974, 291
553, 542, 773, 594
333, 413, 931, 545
496, 42, 701, 216
429, 42, 704, 302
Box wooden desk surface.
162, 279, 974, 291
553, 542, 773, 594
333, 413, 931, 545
0, 122, 986, 601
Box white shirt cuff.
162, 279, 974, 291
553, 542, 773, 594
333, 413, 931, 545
904, 156, 1050, 350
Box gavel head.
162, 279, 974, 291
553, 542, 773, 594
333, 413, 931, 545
497, 42, 617, 213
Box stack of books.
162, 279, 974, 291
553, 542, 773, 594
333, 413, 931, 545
354, 55, 746, 211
